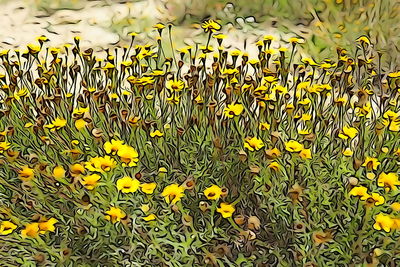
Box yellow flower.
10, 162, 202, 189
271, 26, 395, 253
38, 218, 58, 233
362, 157, 380, 170
204, 185, 222, 200
349, 186, 369, 199
201, 19, 221, 33
159, 167, 168, 173
378, 172, 400, 191
21, 223, 40, 238
85, 156, 116, 173
356, 36, 371, 45
140, 183, 157, 194
18, 166, 35, 181
224, 104, 244, 118
0, 221, 17, 235
268, 162, 281, 171
388, 72, 400, 78
104, 139, 124, 155
161, 184, 185, 204
141, 204, 150, 213
153, 23, 165, 30
166, 79, 185, 91
373, 213, 393, 232
369, 193, 385, 206
117, 176, 140, 193
72, 106, 89, 115
27, 43, 40, 54
53, 166, 66, 179
302, 57, 318, 66
217, 203, 235, 218
70, 163, 85, 177
342, 148, 353, 157
299, 148, 312, 159
150, 130, 164, 138
75, 119, 87, 130
366, 172, 375, 180
338, 126, 358, 140
105, 207, 126, 223
80, 174, 101, 190
391, 203, 400, 211
300, 113, 312, 121
259, 122, 270, 131
167, 94, 181, 105
288, 37, 304, 44
117, 145, 139, 167
143, 214, 157, 221
44, 118, 67, 131
285, 140, 304, 152
244, 137, 264, 151
0, 141, 11, 153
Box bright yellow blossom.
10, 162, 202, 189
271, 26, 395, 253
117, 176, 140, 193
161, 184, 185, 204
217, 203, 235, 218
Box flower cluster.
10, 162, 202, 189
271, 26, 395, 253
0, 19, 400, 265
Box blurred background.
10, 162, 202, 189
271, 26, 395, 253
0, 0, 399, 66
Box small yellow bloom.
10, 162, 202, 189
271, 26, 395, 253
0, 141, 11, 153
159, 167, 168, 173
85, 156, 117, 172
391, 202, 400, 211
150, 130, 164, 138
201, 19, 221, 33
369, 193, 385, 206
53, 166, 66, 179
105, 207, 126, 223
378, 172, 400, 191
38, 218, 58, 233
285, 140, 303, 152
373, 213, 393, 232
161, 184, 185, 204
140, 183, 157, 194
217, 203, 235, 218
299, 148, 312, 159
0, 221, 17, 235
342, 148, 353, 157
366, 172, 375, 180
141, 204, 150, 213
166, 79, 185, 91
288, 37, 304, 44
44, 118, 67, 131
117, 145, 139, 167
224, 104, 244, 118
362, 157, 380, 171
117, 176, 140, 193
143, 214, 157, 221
75, 119, 87, 130
153, 23, 165, 30
268, 162, 281, 171
21, 223, 40, 238
80, 174, 101, 190
349, 186, 369, 199
356, 36, 371, 45
72, 106, 89, 115
70, 163, 85, 177
259, 122, 270, 131
18, 166, 35, 181
244, 137, 264, 151
104, 139, 124, 155
203, 185, 222, 200
338, 126, 358, 140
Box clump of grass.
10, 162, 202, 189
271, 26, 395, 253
0, 21, 400, 266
